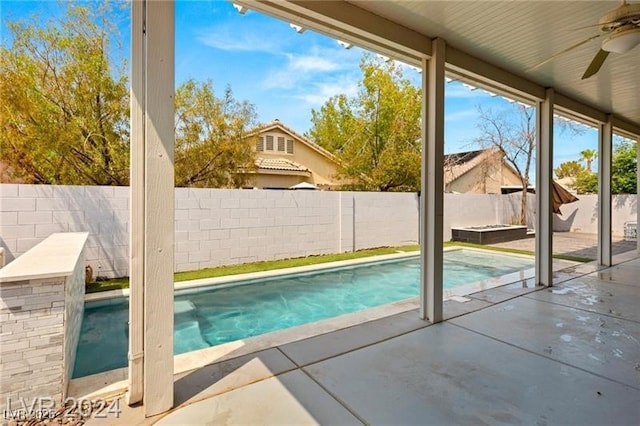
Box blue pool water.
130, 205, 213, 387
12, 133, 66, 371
73, 249, 533, 378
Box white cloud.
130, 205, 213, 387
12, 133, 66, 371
288, 54, 340, 72
293, 78, 359, 107
261, 46, 357, 90
196, 24, 281, 52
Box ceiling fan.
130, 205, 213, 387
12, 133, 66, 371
531, 1, 640, 79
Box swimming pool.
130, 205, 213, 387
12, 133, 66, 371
73, 249, 533, 378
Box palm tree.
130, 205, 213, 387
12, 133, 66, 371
580, 149, 597, 172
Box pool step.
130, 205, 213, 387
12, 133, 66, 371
175, 300, 209, 351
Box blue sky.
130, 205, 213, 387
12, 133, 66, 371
2, 0, 601, 170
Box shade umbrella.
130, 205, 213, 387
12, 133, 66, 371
552, 180, 578, 215
289, 182, 317, 190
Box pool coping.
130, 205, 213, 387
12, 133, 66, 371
84, 246, 543, 302
85, 250, 422, 302
69, 248, 577, 399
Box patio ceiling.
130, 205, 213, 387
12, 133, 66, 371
241, 1, 640, 136
349, 1, 639, 128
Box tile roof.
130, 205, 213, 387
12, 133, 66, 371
444, 148, 502, 185
255, 158, 309, 172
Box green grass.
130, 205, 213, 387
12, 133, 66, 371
86, 241, 592, 294
86, 244, 420, 293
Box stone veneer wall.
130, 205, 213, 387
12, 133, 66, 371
1, 277, 67, 407
63, 249, 85, 395
0, 233, 87, 410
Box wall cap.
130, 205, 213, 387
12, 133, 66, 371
0, 232, 89, 283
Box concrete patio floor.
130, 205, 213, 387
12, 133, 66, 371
492, 231, 637, 260
95, 248, 640, 425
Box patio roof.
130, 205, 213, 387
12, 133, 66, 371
349, 1, 640, 129
239, 1, 640, 135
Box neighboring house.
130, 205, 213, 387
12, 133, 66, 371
444, 148, 522, 194
555, 176, 578, 194
248, 120, 343, 189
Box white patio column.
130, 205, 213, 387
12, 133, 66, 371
129, 0, 175, 417
128, 0, 144, 406
535, 88, 554, 286
598, 117, 613, 266
419, 38, 445, 323
637, 136, 640, 254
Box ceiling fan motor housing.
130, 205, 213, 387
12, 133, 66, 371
602, 25, 640, 53
599, 3, 640, 53
599, 3, 640, 31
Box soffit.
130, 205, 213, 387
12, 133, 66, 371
347, 1, 639, 132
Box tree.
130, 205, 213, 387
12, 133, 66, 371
554, 160, 585, 179
474, 104, 536, 224
575, 140, 637, 194
307, 55, 421, 191
579, 148, 597, 172
1, 3, 130, 185
474, 104, 586, 224
174, 79, 257, 188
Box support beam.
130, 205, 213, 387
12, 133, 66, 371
611, 116, 640, 140
420, 38, 445, 323
535, 88, 554, 287
637, 136, 640, 254
129, 0, 175, 417
554, 93, 606, 128
236, 0, 429, 65
446, 47, 545, 102
598, 118, 613, 266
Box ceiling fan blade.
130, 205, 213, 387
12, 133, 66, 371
528, 34, 602, 72
581, 49, 610, 79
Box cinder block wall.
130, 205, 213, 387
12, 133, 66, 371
553, 194, 637, 236
349, 192, 419, 250
0, 184, 128, 279
2, 184, 636, 278
0, 185, 421, 278
174, 188, 342, 272
443, 194, 502, 241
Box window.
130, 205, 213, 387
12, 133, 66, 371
277, 136, 285, 152
286, 139, 294, 154
256, 137, 264, 151
266, 135, 274, 151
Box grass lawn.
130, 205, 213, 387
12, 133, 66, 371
86, 242, 591, 293
87, 244, 420, 293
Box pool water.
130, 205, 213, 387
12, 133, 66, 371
73, 249, 533, 378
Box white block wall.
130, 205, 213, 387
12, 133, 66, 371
174, 188, 342, 272
553, 194, 637, 236
443, 193, 501, 241
0, 185, 129, 279
350, 192, 419, 250
4, 184, 633, 278
0, 185, 420, 278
